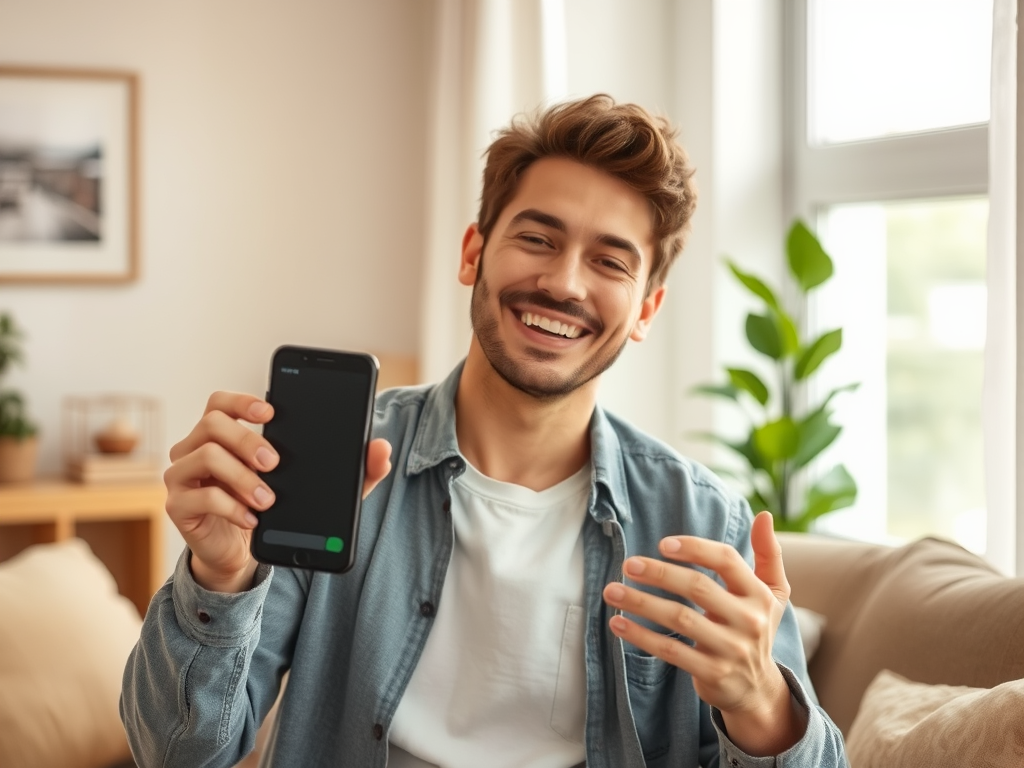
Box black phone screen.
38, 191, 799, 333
253, 347, 377, 572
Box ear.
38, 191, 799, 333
629, 284, 666, 342
458, 224, 484, 287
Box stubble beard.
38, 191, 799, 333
469, 268, 629, 401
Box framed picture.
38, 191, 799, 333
0, 66, 139, 284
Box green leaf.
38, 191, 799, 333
796, 464, 858, 526
748, 487, 775, 517
726, 260, 780, 311
772, 513, 810, 533
725, 368, 769, 406
746, 313, 783, 360
734, 431, 772, 473
753, 417, 799, 461
787, 220, 833, 292
688, 431, 770, 474
821, 382, 860, 408
795, 329, 842, 380
774, 309, 800, 357
792, 408, 842, 469
690, 383, 741, 401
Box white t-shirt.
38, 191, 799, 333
387, 460, 591, 768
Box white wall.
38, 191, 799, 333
0, 0, 434, 573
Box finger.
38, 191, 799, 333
658, 536, 761, 596
751, 511, 790, 604
164, 441, 275, 513
362, 438, 392, 499
603, 582, 736, 657
165, 483, 259, 532
620, 556, 743, 625
204, 390, 275, 422
607, 611, 712, 679
170, 408, 279, 471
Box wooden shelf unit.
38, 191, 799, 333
0, 479, 166, 617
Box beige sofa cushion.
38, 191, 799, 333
0, 539, 142, 768
845, 669, 1024, 767
779, 534, 1024, 734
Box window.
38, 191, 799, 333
787, 0, 993, 550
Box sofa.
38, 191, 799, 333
780, 532, 1024, 765
3, 533, 1022, 767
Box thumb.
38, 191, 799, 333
362, 438, 393, 499
751, 511, 790, 605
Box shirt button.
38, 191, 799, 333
372, 723, 384, 740
197, 610, 211, 624
731, 759, 740, 767
442, 498, 450, 512
420, 601, 435, 618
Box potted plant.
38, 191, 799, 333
692, 220, 858, 532
0, 312, 40, 483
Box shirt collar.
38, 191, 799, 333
405, 360, 631, 523
405, 360, 466, 476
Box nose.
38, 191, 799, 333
536, 250, 586, 302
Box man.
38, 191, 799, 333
122, 95, 847, 768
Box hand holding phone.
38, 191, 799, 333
162, 351, 390, 591
252, 346, 379, 573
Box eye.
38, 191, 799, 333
518, 233, 552, 248
598, 257, 628, 273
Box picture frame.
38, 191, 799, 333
0, 66, 139, 284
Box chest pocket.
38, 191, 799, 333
550, 604, 586, 743
623, 639, 681, 762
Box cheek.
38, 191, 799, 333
601, 284, 646, 328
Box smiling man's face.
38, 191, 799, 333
458, 156, 666, 400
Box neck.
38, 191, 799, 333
454, 340, 596, 491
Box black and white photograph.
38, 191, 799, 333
0, 67, 136, 283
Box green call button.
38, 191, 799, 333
325, 537, 344, 553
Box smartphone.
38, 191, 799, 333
251, 345, 378, 573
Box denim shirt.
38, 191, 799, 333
121, 362, 847, 768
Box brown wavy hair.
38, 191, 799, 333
477, 94, 698, 292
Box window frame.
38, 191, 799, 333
782, 0, 991, 543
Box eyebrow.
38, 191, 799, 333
508, 208, 644, 267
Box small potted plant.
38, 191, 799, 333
0, 312, 40, 483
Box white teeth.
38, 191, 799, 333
520, 312, 581, 339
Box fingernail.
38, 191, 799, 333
249, 402, 270, 419
624, 558, 645, 576
606, 584, 626, 602
253, 486, 273, 506
662, 538, 682, 553
609, 616, 629, 633
255, 447, 278, 469
244, 511, 259, 527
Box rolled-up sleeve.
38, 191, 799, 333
120, 550, 298, 768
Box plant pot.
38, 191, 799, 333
0, 435, 39, 483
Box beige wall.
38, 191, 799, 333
0, 0, 434, 571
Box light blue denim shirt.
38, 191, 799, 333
121, 362, 847, 768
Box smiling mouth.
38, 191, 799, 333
519, 310, 586, 339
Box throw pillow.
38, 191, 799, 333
845, 669, 1024, 768
0, 538, 143, 768
792, 605, 826, 661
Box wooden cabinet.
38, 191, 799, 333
0, 480, 165, 617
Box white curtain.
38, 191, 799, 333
418, 0, 567, 384
984, 0, 1018, 575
